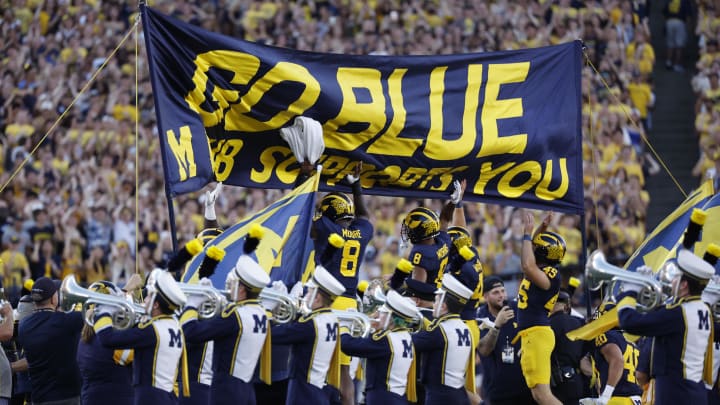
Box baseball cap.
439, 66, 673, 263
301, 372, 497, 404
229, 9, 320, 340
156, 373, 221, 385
31, 277, 61, 302
483, 276, 504, 293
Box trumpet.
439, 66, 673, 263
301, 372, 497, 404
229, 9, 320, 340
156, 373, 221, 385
703, 279, 720, 322
60, 276, 146, 330
177, 283, 229, 320
334, 310, 372, 338
586, 250, 664, 312
361, 279, 387, 315
259, 288, 300, 324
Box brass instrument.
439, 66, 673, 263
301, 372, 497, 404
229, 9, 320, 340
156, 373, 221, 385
334, 310, 372, 338
703, 279, 720, 321
177, 283, 229, 320
586, 250, 664, 312
60, 276, 146, 330
361, 279, 387, 315
259, 288, 300, 324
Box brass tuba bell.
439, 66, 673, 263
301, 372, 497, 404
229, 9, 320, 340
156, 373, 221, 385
60, 276, 146, 330
586, 250, 664, 312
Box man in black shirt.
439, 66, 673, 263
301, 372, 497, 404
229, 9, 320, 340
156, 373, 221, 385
18, 277, 83, 405
548, 291, 585, 405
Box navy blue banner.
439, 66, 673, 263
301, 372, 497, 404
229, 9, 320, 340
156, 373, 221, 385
142, 6, 584, 213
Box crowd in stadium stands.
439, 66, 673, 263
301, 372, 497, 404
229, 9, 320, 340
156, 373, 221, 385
694, 0, 720, 191
0, 0, 657, 305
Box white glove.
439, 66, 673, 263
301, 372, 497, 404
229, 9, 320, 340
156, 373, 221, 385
578, 398, 598, 405
280, 116, 325, 164
95, 304, 118, 317
345, 173, 360, 185
450, 179, 463, 204
203, 183, 223, 221
597, 384, 614, 405
186, 291, 206, 309
289, 281, 304, 300
622, 282, 643, 294
198, 277, 213, 287
702, 277, 720, 306
271, 280, 288, 295
635, 265, 653, 277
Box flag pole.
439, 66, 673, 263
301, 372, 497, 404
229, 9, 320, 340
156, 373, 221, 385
580, 213, 591, 318
140, 3, 178, 252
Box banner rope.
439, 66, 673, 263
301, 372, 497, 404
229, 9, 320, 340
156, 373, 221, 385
0, 19, 140, 195
584, 52, 603, 252
135, 16, 141, 275
582, 49, 687, 198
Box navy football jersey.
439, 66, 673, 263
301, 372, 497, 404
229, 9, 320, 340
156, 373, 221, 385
592, 330, 643, 398
313, 215, 374, 298
444, 246, 483, 320
517, 265, 561, 330
407, 231, 451, 288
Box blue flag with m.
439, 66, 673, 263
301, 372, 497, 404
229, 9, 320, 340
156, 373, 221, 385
624, 180, 714, 272
181, 174, 319, 289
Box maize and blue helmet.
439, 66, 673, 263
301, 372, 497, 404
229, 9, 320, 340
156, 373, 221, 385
401, 207, 440, 244
532, 231, 566, 265
320, 192, 355, 222
448, 226, 472, 251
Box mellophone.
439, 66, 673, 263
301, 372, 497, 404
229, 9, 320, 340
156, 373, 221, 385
60, 273, 374, 337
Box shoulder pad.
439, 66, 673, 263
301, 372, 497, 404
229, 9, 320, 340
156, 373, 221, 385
221, 303, 239, 318
372, 329, 391, 341
137, 319, 153, 329
426, 318, 442, 331
299, 312, 318, 323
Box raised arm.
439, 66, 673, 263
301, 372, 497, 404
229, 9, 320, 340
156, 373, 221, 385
520, 212, 552, 290
348, 162, 369, 220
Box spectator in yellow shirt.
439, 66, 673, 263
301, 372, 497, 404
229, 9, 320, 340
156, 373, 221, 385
0, 235, 31, 305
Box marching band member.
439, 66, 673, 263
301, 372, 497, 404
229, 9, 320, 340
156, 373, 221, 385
176, 243, 225, 405
77, 281, 135, 405
340, 290, 420, 404
311, 161, 373, 405
272, 265, 345, 405
94, 270, 188, 405
515, 212, 565, 405
180, 252, 271, 405
412, 273, 474, 404
618, 249, 715, 405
